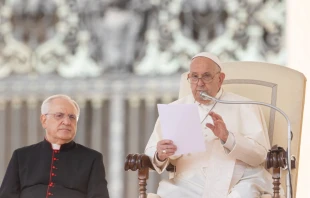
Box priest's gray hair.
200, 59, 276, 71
41, 94, 80, 119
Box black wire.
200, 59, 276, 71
291, 131, 293, 141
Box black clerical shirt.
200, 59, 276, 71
0, 139, 109, 198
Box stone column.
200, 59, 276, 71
0, 99, 7, 181
10, 98, 23, 155
108, 82, 125, 198
27, 97, 39, 145
126, 94, 141, 198
75, 98, 87, 146
90, 97, 104, 152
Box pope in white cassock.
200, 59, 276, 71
145, 52, 278, 198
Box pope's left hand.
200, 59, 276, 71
206, 111, 229, 142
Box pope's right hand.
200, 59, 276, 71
156, 140, 177, 161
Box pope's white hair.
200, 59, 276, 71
41, 94, 80, 119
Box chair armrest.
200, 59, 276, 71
124, 154, 153, 198
125, 153, 155, 171
266, 145, 297, 198
125, 153, 176, 172
124, 154, 175, 198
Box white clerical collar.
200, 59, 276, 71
52, 144, 61, 150
215, 88, 223, 100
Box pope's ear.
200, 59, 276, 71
40, 114, 47, 129
219, 72, 225, 84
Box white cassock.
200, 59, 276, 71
145, 88, 282, 198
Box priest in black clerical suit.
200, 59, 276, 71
0, 95, 110, 198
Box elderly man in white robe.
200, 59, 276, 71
145, 52, 276, 198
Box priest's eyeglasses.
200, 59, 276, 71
45, 112, 78, 122
187, 72, 220, 84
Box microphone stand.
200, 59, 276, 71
200, 91, 292, 198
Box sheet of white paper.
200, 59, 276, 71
157, 104, 206, 155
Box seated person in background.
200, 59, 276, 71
0, 94, 110, 198
145, 52, 275, 198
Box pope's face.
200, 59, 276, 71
41, 98, 78, 144
189, 57, 225, 104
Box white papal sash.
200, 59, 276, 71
203, 140, 235, 198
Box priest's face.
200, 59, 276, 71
41, 98, 78, 144
189, 57, 225, 104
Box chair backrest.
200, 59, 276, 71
179, 61, 306, 197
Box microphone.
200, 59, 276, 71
200, 91, 293, 198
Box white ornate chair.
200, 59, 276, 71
125, 61, 306, 198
